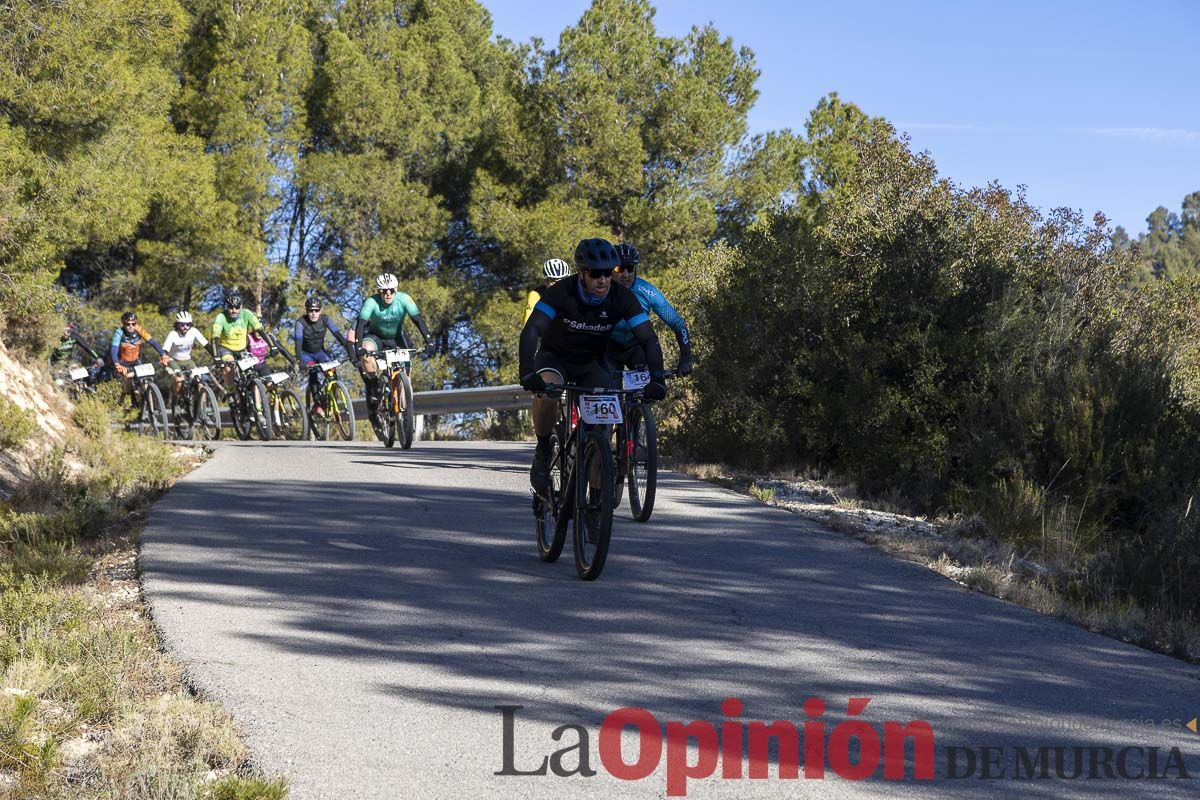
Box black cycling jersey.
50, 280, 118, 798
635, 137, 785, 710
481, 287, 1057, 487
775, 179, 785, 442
295, 314, 350, 358
519, 275, 665, 379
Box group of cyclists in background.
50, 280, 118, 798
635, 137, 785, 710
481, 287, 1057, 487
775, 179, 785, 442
52, 236, 692, 577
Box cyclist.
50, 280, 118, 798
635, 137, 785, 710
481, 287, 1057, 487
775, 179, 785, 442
294, 297, 354, 417
608, 243, 694, 376
110, 312, 168, 403
519, 237, 667, 493
354, 272, 435, 412
51, 323, 107, 387
210, 290, 265, 390
162, 311, 210, 395
523, 258, 573, 324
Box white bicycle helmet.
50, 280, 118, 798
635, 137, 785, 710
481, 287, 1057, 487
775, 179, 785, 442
375, 272, 399, 291
175, 311, 193, 324
543, 258, 571, 280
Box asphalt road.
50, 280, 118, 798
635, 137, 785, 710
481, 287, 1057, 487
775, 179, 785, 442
141, 441, 1200, 799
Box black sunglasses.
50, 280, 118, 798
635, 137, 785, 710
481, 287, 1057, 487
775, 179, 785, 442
585, 268, 614, 279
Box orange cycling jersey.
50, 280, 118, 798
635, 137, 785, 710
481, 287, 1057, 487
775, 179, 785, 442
111, 323, 154, 364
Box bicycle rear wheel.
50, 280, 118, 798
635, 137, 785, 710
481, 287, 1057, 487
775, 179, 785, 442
573, 429, 615, 580
328, 381, 355, 441
628, 404, 658, 522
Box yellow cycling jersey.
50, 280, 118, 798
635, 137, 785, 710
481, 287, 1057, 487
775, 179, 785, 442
212, 309, 262, 352
523, 289, 541, 325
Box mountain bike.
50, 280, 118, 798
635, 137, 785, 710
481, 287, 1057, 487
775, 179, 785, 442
611, 368, 679, 522
305, 359, 356, 441
167, 364, 222, 441
124, 362, 168, 440
261, 367, 308, 440
530, 383, 638, 580
225, 354, 272, 441
63, 365, 100, 402
366, 348, 418, 449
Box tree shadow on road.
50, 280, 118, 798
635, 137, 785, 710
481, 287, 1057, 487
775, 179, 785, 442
142, 443, 1200, 795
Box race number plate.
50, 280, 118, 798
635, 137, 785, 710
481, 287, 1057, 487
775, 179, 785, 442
385, 350, 409, 366
622, 370, 651, 391
319, 360, 340, 372
269, 372, 290, 384
238, 356, 259, 371
189, 366, 210, 377
133, 363, 156, 378
69, 367, 89, 381
579, 395, 623, 425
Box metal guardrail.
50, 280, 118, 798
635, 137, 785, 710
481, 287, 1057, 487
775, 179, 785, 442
400, 384, 526, 416
210, 383, 528, 424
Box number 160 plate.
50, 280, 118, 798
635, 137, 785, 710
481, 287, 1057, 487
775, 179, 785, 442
579, 395, 622, 425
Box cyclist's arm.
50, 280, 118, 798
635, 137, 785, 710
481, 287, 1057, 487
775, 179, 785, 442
518, 305, 553, 379
210, 315, 223, 359
75, 338, 102, 364
109, 330, 121, 365
326, 319, 353, 359
647, 287, 690, 349
523, 289, 540, 325
399, 294, 432, 346
623, 301, 666, 378
354, 299, 376, 348
411, 314, 431, 344
293, 320, 304, 364
161, 331, 179, 362
276, 334, 296, 365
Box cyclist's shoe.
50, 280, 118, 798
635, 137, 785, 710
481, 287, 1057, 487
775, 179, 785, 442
312, 403, 325, 418
530, 447, 552, 494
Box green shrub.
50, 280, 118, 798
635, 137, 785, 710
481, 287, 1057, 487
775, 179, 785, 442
0, 395, 37, 449
207, 775, 289, 800
74, 394, 113, 440
677, 125, 1200, 615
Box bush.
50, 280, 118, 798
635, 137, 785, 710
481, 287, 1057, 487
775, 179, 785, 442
0, 395, 38, 449
73, 394, 112, 440
677, 126, 1200, 615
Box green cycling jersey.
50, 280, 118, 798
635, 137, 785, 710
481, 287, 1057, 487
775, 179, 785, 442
358, 292, 420, 340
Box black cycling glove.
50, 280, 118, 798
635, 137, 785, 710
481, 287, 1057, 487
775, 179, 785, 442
521, 372, 547, 393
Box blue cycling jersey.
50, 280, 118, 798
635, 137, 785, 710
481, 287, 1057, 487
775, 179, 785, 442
610, 277, 689, 348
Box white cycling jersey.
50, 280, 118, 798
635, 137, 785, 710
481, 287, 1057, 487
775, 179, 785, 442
163, 328, 209, 361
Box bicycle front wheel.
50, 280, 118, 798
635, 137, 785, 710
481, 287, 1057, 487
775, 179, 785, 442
399, 372, 415, 449
276, 387, 308, 440
573, 429, 615, 580
250, 379, 272, 440
328, 381, 355, 441
535, 430, 567, 562
628, 404, 658, 522
139, 382, 169, 440
195, 384, 222, 440
377, 378, 396, 448
306, 384, 326, 441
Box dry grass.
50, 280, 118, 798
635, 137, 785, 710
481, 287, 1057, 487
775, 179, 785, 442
0, 398, 287, 798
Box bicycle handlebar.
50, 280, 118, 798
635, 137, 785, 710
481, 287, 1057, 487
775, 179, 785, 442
540, 383, 643, 395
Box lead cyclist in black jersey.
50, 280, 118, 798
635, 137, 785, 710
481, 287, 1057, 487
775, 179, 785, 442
519, 237, 667, 494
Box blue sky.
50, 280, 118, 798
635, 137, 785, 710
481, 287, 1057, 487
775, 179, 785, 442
484, 0, 1199, 235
